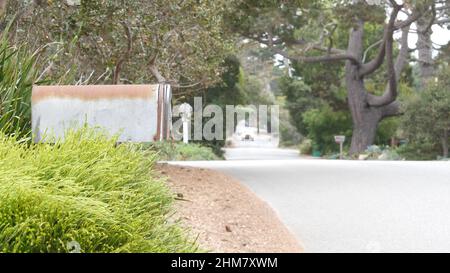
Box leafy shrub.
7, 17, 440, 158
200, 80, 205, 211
375, 118, 400, 146
401, 73, 450, 158
147, 141, 220, 161
193, 140, 225, 158
0, 130, 198, 253
302, 105, 352, 154
396, 142, 441, 161
298, 138, 313, 155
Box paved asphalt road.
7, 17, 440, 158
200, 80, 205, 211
169, 148, 450, 253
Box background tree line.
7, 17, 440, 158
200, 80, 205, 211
0, 0, 448, 159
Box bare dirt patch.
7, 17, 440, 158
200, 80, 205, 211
156, 163, 303, 253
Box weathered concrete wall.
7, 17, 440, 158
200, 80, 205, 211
32, 84, 169, 142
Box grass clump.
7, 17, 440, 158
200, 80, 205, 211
0, 31, 40, 138
0, 129, 198, 253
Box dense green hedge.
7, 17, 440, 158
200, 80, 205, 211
0, 130, 198, 253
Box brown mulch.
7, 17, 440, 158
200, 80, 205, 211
156, 163, 303, 253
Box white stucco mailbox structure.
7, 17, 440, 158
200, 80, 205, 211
32, 84, 172, 142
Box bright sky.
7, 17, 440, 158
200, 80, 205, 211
396, 8, 450, 58
406, 25, 450, 57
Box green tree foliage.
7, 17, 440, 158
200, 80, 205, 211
375, 118, 400, 145
5, 0, 234, 88
192, 56, 247, 155
278, 76, 319, 135
202, 56, 250, 107
302, 104, 352, 154
401, 67, 450, 158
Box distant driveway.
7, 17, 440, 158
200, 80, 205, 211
170, 148, 450, 252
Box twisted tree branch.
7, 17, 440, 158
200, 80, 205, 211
263, 32, 361, 66
113, 21, 132, 84
364, 3, 403, 107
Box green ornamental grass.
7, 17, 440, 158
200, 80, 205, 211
0, 129, 198, 253
0, 28, 41, 139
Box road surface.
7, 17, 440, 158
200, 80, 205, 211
169, 147, 450, 252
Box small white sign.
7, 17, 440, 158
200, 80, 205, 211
334, 135, 346, 143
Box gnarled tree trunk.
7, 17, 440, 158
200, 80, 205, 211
345, 13, 407, 154
345, 22, 382, 154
